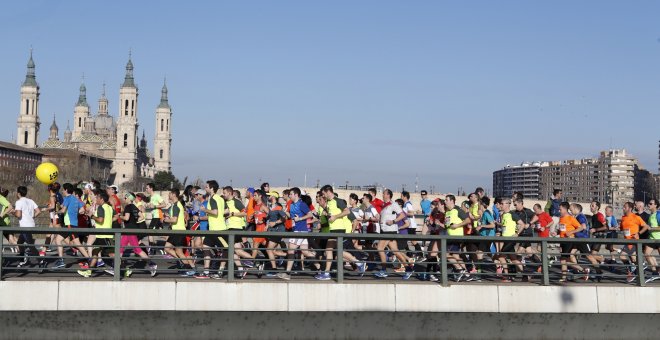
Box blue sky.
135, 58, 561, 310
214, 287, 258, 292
1, 1, 659, 192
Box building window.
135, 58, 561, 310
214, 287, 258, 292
123, 133, 128, 147
166, 119, 169, 131
131, 100, 135, 116
161, 119, 164, 131
25, 99, 29, 115
78, 117, 82, 128
160, 149, 163, 159
125, 100, 129, 116
24, 131, 28, 145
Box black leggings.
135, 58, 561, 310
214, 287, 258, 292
17, 233, 38, 257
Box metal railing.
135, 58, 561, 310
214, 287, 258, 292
1, 226, 659, 286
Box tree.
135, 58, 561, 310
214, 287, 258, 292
153, 171, 182, 190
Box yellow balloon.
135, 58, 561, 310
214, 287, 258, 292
35, 162, 59, 185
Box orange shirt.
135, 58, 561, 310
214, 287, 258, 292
621, 213, 645, 239
246, 197, 255, 223
285, 200, 293, 230
558, 215, 580, 238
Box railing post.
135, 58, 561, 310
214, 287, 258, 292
227, 233, 235, 282
114, 232, 121, 281
440, 238, 448, 287
0, 230, 4, 280
337, 235, 344, 283
636, 242, 645, 286
541, 240, 549, 286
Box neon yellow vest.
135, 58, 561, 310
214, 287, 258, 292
446, 208, 464, 236
226, 199, 245, 230
95, 203, 114, 238
170, 201, 186, 231
207, 194, 227, 231
327, 199, 351, 232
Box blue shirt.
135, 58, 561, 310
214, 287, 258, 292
198, 200, 208, 231
575, 213, 590, 238
63, 195, 84, 227
420, 199, 432, 216
479, 210, 496, 237
289, 200, 311, 232
492, 205, 500, 222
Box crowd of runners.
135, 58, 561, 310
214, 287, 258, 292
1, 180, 659, 283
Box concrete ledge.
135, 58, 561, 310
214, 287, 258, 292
58, 281, 176, 310
395, 284, 499, 312
0, 281, 59, 311
498, 285, 599, 313
596, 286, 660, 313
2, 280, 660, 312
176, 281, 288, 311
288, 283, 395, 312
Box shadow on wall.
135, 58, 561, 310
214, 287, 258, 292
560, 286, 574, 313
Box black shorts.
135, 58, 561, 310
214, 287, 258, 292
149, 218, 163, 230
167, 234, 188, 247
203, 235, 228, 248
407, 228, 417, 235
447, 242, 461, 253
572, 242, 591, 254
645, 243, 660, 250
93, 238, 114, 255
478, 241, 492, 253
500, 241, 516, 254
560, 242, 573, 257
396, 239, 409, 251
245, 223, 256, 232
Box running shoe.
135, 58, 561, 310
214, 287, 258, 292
356, 262, 366, 275
277, 273, 291, 281
54, 258, 65, 269
627, 271, 636, 283
124, 268, 133, 277
195, 272, 210, 279
644, 273, 659, 284
496, 266, 503, 277
266, 272, 278, 277
242, 260, 255, 268
402, 272, 413, 280
314, 272, 331, 281
104, 269, 115, 276
149, 264, 158, 277
373, 270, 388, 278
469, 267, 478, 275
97, 259, 106, 267
582, 268, 591, 282
181, 270, 196, 277
17, 257, 30, 268
429, 275, 439, 282
466, 274, 477, 282
456, 270, 466, 282
417, 273, 427, 281
394, 266, 406, 273
77, 269, 92, 278
257, 262, 265, 273
210, 272, 223, 280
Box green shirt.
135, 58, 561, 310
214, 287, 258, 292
649, 212, 660, 239
0, 195, 11, 226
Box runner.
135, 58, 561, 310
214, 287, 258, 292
316, 185, 365, 280
78, 190, 115, 277
474, 196, 495, 280
57, 183, 87, 269
494, 198, 522, 282
119, 192, 157, 277
511, 198, 539, 281
557, 202, 590, 283
13, 186, 41, 268
570, 203, 602, 281
162, 188, 195, 276
196, 180, 228, 279
643, 199, 660, 282
278, 187, 319, 280
420, 190, 431, 217
544, 189, 563, 225
619, 202, 650, 283
401, 191, 422, 259
422, 198, 444, 282
444, 195, 472, 281
374, 189, 413, 279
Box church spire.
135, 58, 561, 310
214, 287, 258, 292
122, 50, 135, 88
23, 48, 37, 87
77, 75, 88, 107
158, 77, 170, 109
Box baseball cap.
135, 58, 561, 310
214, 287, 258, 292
247, 187, 255, 194
267, 191, 280, 199
432, 198, 441, 204
108, 185, 118, 192
84, 182, 94, 190
195, 189, 206, 196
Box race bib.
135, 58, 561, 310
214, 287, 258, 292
559, 224, 566, 232
624, 229, 631, 237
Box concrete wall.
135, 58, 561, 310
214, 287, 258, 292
2, 281, 660, 313
1, 311, 659, 340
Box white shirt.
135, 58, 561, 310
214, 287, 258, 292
403, 201, 418, 229
363, 205, 380, 233
15, 197, 38, 228
380, 201, 403, 232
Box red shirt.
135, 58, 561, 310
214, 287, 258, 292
372, 198, 384, 214
536, 212, 553, 238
